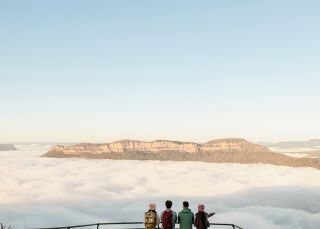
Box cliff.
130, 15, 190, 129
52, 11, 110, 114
306, 150, 320, 158
44, 138, 269, 155
43, 138, 320, 169
0, 144, 17, 151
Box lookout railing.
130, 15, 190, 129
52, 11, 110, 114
23, 221, 243, 229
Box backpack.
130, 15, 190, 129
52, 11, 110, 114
162, 210, 173, 229
195, 212, 210, 229
145, 211, 156, 228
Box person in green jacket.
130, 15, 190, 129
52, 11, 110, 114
178, 201, 194, 229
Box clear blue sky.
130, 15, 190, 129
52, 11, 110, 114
1, 1, 320, 143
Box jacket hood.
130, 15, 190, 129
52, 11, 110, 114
182, 208, 191, 213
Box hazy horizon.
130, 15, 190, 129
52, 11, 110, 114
2, 137, 320, 145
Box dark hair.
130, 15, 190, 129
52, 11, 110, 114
183, 201, 189, 208
165, 200, 173, 208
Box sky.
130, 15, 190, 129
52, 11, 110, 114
1, 1, 320, 143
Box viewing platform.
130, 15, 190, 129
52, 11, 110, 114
15, 221, 244, 229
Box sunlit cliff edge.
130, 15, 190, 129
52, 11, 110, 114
43, 138, 320, 169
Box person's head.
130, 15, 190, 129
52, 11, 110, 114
183, 201, 189, 208
165, 200, 173, 209
149, 203, 156, 210
198, 204, 205, 212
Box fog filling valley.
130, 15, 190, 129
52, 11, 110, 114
1, 145, 320, 229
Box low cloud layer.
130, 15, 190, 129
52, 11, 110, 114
1, 145, 320, 229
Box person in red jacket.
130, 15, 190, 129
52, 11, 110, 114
194, 204, 215, 229
161, 200, 177, 229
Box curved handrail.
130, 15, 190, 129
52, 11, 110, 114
1, 223, 11, 229
28, 221, 243, 229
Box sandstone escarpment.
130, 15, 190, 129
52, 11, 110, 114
43, 138, 320, 170
306, 150, 320, 158
202, 138, 269, 153
46, 138, 269, 155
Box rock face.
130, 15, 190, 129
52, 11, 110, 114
0, 144, 17, 151
46, 138, 269, 155
43, 138, 320, 170
307, 150, 320, 158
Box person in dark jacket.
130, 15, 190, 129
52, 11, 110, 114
194, 204, 215, 229
178, 201, 194, 229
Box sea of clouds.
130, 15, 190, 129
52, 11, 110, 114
1, 144, 320, 229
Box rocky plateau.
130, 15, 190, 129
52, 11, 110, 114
43, 138, 320, 169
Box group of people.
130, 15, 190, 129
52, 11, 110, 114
144, 201, 215, 229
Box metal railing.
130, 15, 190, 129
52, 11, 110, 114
27, 221, 243, 229
1, 224, 12, 229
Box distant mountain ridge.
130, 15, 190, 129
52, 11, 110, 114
263, 139, 320, 148
0, 144, 17, 151
43, 138, 320, 170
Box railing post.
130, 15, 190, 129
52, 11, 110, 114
232, 225, 235, 229
97, 224, 99, 229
